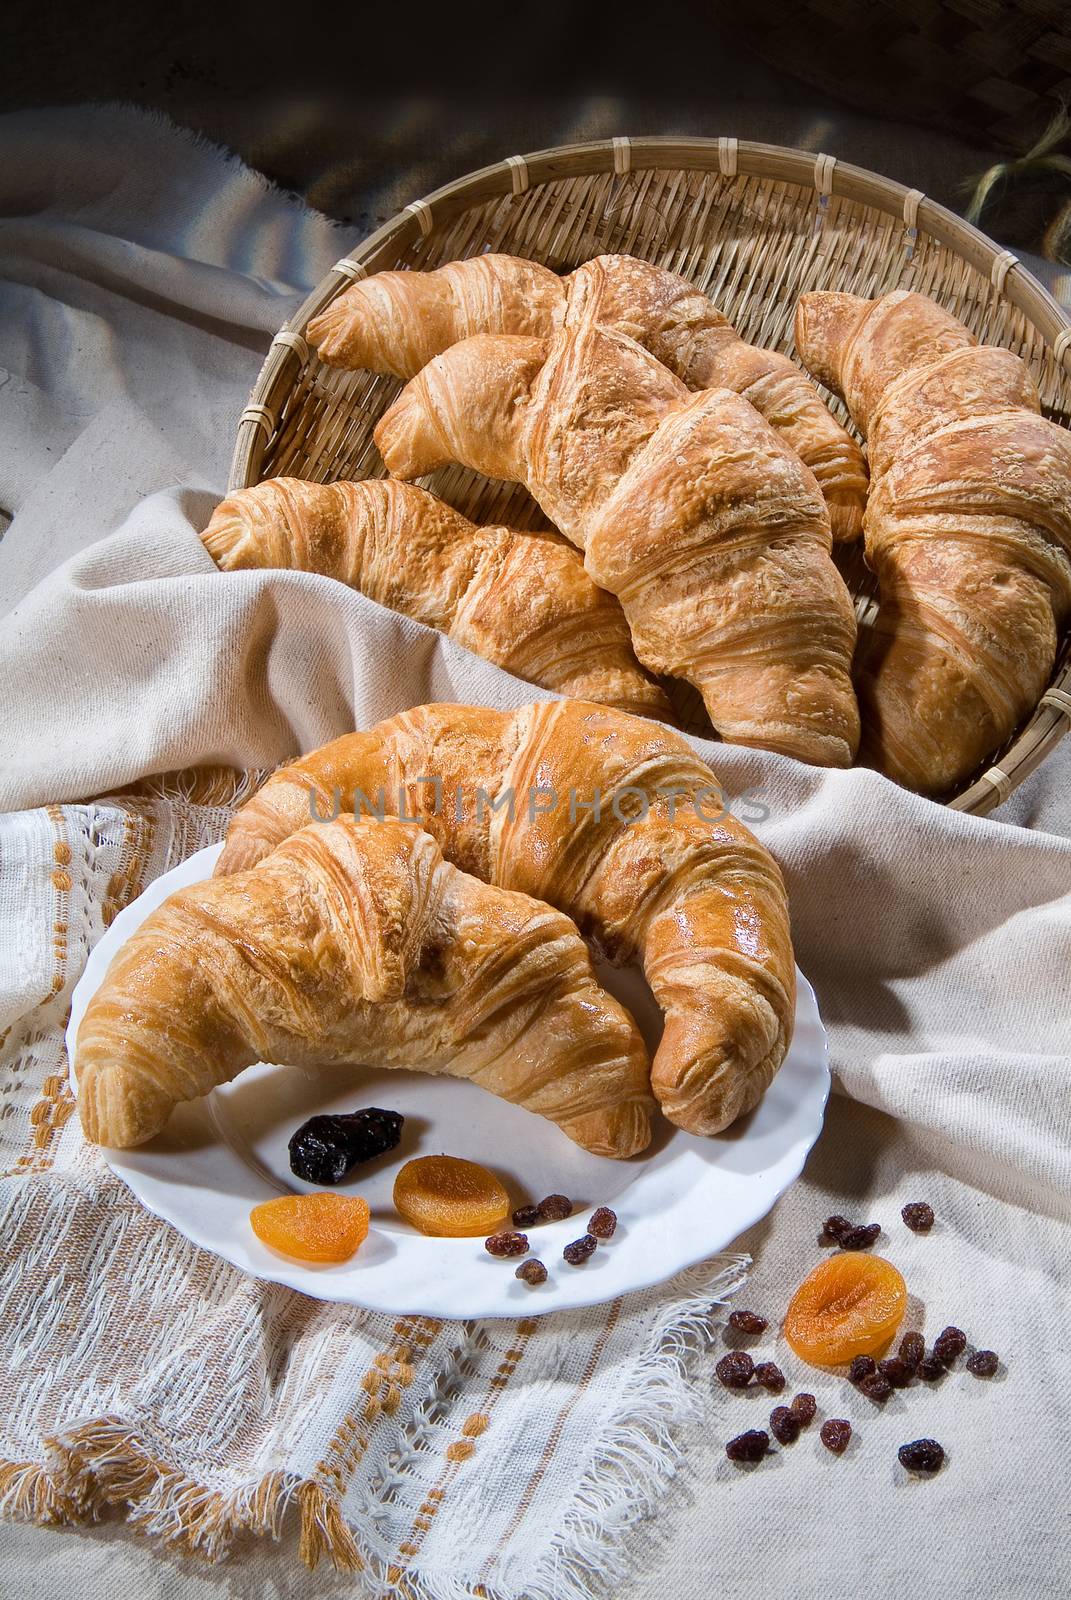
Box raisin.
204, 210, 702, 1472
725, 1430, 769, 1464
932, 1326, 967, 1366
394, 1155, 510, 1238
785, 1255, 907, 1366
288, 1107, 403, 1185
753, 1361, 786, 1394
821, 1214, 853, 1244
839, 1223, 881, 1251
516, 1259, 548, 1286
820, 1418, 852, 1454
728, 1309, 768, 1335
588, 1206, 617, 1239
858, 1372, 893, 1403
563, 1234, 597, 1265
917, 1355, 947, 1382
538, 1194, 573, 1222
485, 1232, 529, 1257
899, 1331, 925, 1370
715, 1351, 755, 1390
791, 1393, 817, 1426
848, 1354, 877, 1384
769, 1405, 800, 1445
250, 1192, 370, 1264
879, 1357, 915, 1388
901, 1202, 935, 1233
898, 1438, 945, 1474
512, 1204, 540, 1228
967, 1349, 999, 1377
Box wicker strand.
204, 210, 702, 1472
505, 155, 530, 196
717, 137, 738, 178
979, 765, 1013, 805
1053, 328, 1071, 370
1040, 687, 1071, 719
405, 200, 434, 238
332, 259, 367, 283
991, 250, 1019, 293
902, 189, 924, 228
813, 153, 837, 196
270, 330, 309, 363
612, 137, 631, 177
238, 405, 275, 439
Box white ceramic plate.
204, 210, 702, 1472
67, 843, 829, 1318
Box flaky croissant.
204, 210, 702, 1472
308, 252, 867, 539
795, 288, 1071, 794
202, 477, 671, 719
76, 817, 654, 1156
374, 323, 859, 766
216, 700, 797, 1137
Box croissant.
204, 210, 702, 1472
308, 252, 867, 539
76, 817, 654, 1157
795, 288, 1071, 793
374, 324, 860, 766
216, 700, 797, 1137
202, 477, 671, 719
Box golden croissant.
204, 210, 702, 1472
216, 700, 797, 1136
201, 477, 671, 719
76, 817, 654, 1157
795, 287, 1071, 794
374, 322, 859, 766
308, 252, 867, 540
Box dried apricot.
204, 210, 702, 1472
393, 1155, 510, 1237
250, 1192, 370, 1264
783, 1253, 907, 1366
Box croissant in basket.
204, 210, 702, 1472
216, 700, 797, 1137
201, 477, 672, 720
795, 287, 1071, 794
374, 320, 859, 766
76, 817, 654, 1157
307, 252, 867, 540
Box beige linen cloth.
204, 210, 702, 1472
1, 106, 1070, 1600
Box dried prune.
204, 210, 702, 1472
839, 1223, 881, 1251
790, 1393, 817, 1426
878, 1357, 915, 1388
901, 1202, 935, 1233
588, 1206, 617, 1238
784, 1254, 907, 1366
966, 1349, 999, 1377
512, 1204, 540, 1228
485, 1232, 528, 1258
288, 1108, 403, 1185
858, 1372, 893, 1403
821, 1214, 853, 1244
898, 1438, 945, 1474
250, 1192, 369, 1263
753, 1361, 786, 1394
393, 1155, 510, 1237
728, 1309, 768, 1335
516, 1259, 548, 1285
820, 1419, 852, 1454
932, 1326, 967, 1366
769, 1405, 800, 1445
917, 1355, 946, 1382
538, 1194, 573, 1221
563, 1234, 597, 1265
848, 1354, 877, 1384
715, 1351, 755, 1390
899, 1332, 925, 1370
725, 1430, 768, 1464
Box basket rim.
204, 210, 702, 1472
230, 134, 1071, 816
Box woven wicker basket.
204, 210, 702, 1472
229, 136, 1071, 815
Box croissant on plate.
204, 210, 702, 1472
795, 288, 1071, 793
374, 321, 860, 766
202, 477, 672, 719
216, 700, 797, 1136
76, 817, 654, 1157
308, 252, 867, 539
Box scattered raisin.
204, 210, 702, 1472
966, 1349, 999, 1378
753, 1361, 786, 1394
769, 1405, 800, 1445
858, 1372, 893, 1403
821, 1214, 853, 1244
562, 1233, 597, 1265
917, 1356, 947, 1382
932, 1326, 967, 1366
879, 1357, 915, 1388
898, 1438, 945, 1474
715, 1351, 755, 1390
728, 1309, 769, 1335
820, 1419, 852, 1455
485, 1232, 529, 1258
538, 1194, 573, 1221
588, 1206, 617, 1239
725, 1430, 769, 1464
516, 1259, 547, 1286
901, 1202, 935, 1233
512, 1204, 540, 1228
791, 1393, 817, 1426
848, 1354, 877, 1384
839, 1223, 881, 1250
899, 1332, 925, 1370
288, 1107, 403, 1185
